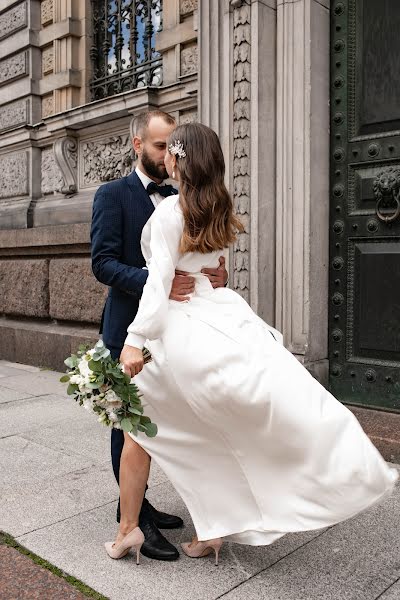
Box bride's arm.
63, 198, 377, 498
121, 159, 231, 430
123, 198, 183, 356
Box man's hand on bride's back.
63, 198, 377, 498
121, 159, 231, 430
120, 345, 144, 378
170, 271, 195, 302
201, 256, 228, 289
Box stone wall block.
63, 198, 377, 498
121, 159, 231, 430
180, 43, 198, 76
0, 1, 27, 41
0, 150, 29, 199
0, 259, 49, 317
0, 98, 28, 132
0, 51, 28, 85
42, 45, 54, 76
180, 0, 198, 16
49, 258, 108, 323
41, 0, 53, 27
41, 93, 53, 118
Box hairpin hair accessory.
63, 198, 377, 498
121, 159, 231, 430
169, 140, 186, 159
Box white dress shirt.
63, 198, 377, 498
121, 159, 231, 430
135, 166, 167, 209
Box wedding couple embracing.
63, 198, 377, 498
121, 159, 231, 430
91, 110, 397, 566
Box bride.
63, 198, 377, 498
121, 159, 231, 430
105, 123, 397, 565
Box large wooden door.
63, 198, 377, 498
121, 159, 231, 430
329, 0, 400, 410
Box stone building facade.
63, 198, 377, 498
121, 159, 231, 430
0, 0, 329, 381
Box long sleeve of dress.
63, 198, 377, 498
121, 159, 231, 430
125, 197, 183, 349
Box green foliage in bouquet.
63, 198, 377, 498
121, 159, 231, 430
60, 340, 157, 438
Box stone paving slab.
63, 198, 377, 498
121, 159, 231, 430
0, 386, 33, 404
222, 476, 400, 600
0, 360, 41, 373
2, 361, 400, 600
3, 463, 116, 538
380, 580, 400, 599
0, 545, 88, 600
0, 361, 41, 379
0, 435, 96, 493
21, 412, 113, 462
0, 394, 82, 438
17, 489, 323, 600
0, 370, 67, 396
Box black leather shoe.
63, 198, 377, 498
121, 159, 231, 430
148, 502, 184, 529
140, 519, 180, 561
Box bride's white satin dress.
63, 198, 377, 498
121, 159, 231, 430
126, 195, 397, 545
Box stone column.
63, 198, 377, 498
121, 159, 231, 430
275, 0, 330, 379
199, 0, 277, 323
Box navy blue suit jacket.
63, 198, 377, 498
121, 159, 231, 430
91, 171, 156, 350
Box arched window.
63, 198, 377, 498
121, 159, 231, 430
90, 1, 163, 101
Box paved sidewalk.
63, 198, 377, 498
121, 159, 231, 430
0, 358, 399, 600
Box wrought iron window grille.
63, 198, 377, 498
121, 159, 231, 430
90, 1, 163, 101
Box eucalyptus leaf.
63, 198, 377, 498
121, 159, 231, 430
59, 375, 70, 383
144, 422, 158, 438
88, 360, 103, 373
64, 357, 75, 368
67, 383, 79, 396
128, 407, 143, 416
121, 418, 133, 433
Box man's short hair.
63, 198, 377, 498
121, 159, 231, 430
130, 110, 176, 139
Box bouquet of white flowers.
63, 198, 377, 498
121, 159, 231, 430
60, 340, 157, 437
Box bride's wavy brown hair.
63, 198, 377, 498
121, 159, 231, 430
168, 123, 244, 254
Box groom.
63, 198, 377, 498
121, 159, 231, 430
91, 110, 227, 561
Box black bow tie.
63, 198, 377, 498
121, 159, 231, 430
146, 182, 177, 198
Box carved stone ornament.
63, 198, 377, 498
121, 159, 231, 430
41, 147, 64, 195
42, 94, 54, 118
180, 0, 198, 15
41, 0, 53, 26
181, 45, 198, 76
0, 98, 28, 132
0, 2, 27, 41
179, 110, 198, 124
81, 135, 134, 187
42, 45, 54, 76
54, 137, 78, 194
0, 151, 29, 199
232, 3, 251, 302
0, 51, 28, 86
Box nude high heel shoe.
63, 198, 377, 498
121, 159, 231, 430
181, 538, 223, 566
105, 527, 145, 564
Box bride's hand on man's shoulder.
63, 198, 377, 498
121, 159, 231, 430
120, 345, 144, 377
201, 256, 228, 288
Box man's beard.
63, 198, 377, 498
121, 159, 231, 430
141, 148, 168, 181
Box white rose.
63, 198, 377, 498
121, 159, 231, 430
82, 397, 94, 412
107, 410, 119, 423
69, 374, 82, 385
113, 422, 122, 430
78, 357, 92, 378
104, 389, 122, 409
